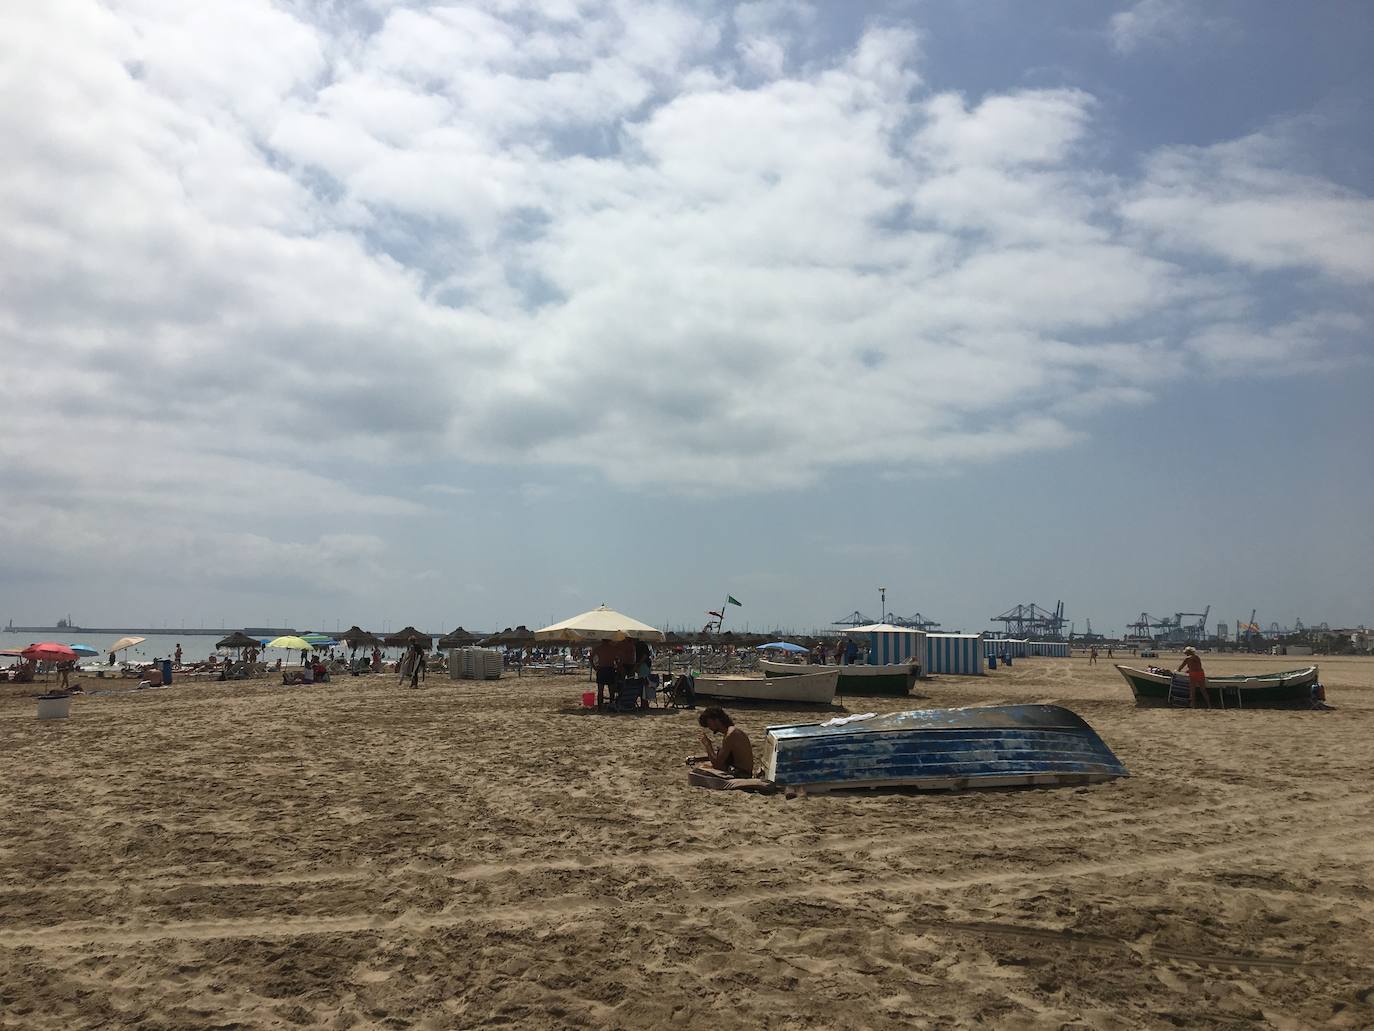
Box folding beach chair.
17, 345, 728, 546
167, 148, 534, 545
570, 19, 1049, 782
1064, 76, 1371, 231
663, 674, 695, 709
1168, 673, 1191, 707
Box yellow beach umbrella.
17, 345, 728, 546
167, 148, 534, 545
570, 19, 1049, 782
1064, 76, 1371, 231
266, 635, 313, 651
534, 605, 665, 642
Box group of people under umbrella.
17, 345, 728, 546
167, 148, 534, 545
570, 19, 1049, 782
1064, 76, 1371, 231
2, 637, 149, 688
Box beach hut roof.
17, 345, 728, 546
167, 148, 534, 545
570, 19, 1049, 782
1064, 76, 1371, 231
843, 623, 926, 634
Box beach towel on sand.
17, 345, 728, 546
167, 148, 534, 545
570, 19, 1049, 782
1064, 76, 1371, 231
687, 765, 778, 794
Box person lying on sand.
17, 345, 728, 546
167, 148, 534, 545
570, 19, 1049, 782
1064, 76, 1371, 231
690, 707, 754, 778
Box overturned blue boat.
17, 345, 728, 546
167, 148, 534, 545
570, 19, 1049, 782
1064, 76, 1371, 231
762, 704, 1127, 793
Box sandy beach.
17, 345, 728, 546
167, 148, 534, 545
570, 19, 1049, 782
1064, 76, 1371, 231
1, 654, 1371, 1029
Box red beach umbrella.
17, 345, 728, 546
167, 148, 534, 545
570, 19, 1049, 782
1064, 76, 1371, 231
21, 642, 77, 662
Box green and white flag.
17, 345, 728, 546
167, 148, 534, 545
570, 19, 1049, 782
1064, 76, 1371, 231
727, 596, 742, 606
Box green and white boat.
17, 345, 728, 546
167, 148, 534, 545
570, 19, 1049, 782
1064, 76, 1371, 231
1114, 664, 1320, 708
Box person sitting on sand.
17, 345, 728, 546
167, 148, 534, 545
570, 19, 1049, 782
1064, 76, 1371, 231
1177, 646, 1211, 708
691, 707, 754, 778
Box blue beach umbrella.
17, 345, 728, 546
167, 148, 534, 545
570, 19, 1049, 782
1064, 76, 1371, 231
758, 642, 808, 653
68, 644, 99, 656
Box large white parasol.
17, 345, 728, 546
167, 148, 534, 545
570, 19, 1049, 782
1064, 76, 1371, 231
109, 636, 146, 653
534, 605, 665, 642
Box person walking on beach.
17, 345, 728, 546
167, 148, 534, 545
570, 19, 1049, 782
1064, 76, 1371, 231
406, 636, 426, 688
1089, 646, 1098, 665
174, 643, 183, 667
1177, 647, 1211, 708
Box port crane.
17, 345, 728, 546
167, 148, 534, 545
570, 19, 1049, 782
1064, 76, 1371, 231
991, 601, 1067, 639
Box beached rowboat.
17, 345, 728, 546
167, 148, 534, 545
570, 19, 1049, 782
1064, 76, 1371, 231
758, 658, 917, 696
763, 704, 1127, 793
693, 668, 838, 706
1113, 664, 1319, 708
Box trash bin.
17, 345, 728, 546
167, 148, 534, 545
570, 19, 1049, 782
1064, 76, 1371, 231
161, 659, 173, 685
988, 654, 997, 670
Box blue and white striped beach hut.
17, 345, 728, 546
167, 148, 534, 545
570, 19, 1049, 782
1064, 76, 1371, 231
983, 638, 1028, 658
848, 624, 927, 666
926, 633, 986, 676
1027, 641, 1071, 658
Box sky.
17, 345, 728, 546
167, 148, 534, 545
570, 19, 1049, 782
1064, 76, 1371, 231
1, 0, 1371, 637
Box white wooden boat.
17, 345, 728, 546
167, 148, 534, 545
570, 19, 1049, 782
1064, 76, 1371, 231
759, 658, 918, 696
694, 668, 838, 705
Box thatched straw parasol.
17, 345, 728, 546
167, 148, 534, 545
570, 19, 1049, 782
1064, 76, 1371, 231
341, 626, 381, 649
483, 625, 535, 647
383, 626, 433, 648
437, 626, 480, 649
216, 631, 261, 650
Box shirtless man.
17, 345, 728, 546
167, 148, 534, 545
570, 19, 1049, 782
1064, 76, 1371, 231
694, 707, 754, 778
590, 638, 619, 707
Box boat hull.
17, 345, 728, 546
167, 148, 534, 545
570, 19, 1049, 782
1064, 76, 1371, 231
764, 704, 1127, 792
759, 658, 917, 696
695, 669, 838, 705
1113, 664, 1318, 707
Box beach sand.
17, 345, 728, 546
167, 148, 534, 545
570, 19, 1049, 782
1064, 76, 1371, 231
1, 654, 1371, 1029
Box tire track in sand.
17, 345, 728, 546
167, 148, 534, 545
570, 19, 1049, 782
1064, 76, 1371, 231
0, 822, 1365, 951
0, 786, 1356, 896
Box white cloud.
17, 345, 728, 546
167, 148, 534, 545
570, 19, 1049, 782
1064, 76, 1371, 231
0, 0, 1370, 588
1108, 0, 1230, 55
1122, 134, 1374, 283
915, 89, 1093, 169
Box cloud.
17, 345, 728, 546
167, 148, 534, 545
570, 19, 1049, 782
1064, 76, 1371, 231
1107, 0, 1231, 55
0, 0, 1370, 572
1122, 133, 1374, 283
